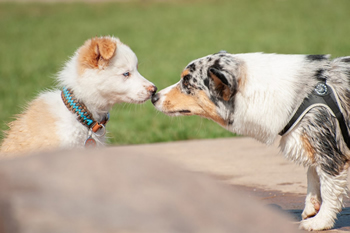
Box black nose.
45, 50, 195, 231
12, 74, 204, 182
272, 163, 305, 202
151, 93, 160, 105
152, 86, 158, 95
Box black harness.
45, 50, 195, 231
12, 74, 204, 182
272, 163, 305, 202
279, 81, 350, 149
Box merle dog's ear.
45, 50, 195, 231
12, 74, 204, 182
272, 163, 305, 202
208, 67, 232, 101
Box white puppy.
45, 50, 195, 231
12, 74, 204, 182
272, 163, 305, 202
1, 36, 156, 156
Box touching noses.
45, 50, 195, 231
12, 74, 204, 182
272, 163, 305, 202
151, 92, 159, 104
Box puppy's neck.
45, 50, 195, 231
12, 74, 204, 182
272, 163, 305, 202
57, 57, 112, 122
72, 88, 111, 122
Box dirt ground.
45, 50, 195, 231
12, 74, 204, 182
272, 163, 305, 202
111, 137, 350, 232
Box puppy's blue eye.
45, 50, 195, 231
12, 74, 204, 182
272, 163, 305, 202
123, 72, 130, 77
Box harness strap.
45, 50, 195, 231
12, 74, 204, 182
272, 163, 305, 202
279, 82, 350, 148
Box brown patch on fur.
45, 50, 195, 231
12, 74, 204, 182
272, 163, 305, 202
344, 160, 350, 170
77, 37, 117, 75
237, 62, 247, 93
0, 98, 60, 157
163, 85, 226, 126
209, 70, 231, 101
181, 69, 190, 78
301, 134, 316, 163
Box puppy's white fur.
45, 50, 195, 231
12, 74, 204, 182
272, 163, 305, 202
1, 36, 156, 157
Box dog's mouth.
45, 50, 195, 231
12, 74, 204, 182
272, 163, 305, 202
178, 110, 191, 114
165, 109, 192, 116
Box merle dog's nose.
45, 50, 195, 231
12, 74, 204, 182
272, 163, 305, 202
151, 93, 160, 105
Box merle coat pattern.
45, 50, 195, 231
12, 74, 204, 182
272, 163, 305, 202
152, 52, 350, 231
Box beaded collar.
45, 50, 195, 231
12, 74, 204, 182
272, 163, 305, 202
61, 87, 109, 147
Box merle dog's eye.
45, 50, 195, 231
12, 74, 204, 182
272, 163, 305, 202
123, 72, 130, 77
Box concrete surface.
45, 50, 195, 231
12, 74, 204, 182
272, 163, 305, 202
109, 137, 350, 232
117, 137, 309, 194
0, 137, 349, 232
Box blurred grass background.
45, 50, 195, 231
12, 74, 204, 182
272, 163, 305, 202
1, 0, 350, 145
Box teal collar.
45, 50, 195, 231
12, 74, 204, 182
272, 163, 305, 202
61, 87, 109, 133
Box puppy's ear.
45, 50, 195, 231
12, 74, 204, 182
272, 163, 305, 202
208, 67, 233, 101
78, 37, 117, 73
93, 37, 117, 61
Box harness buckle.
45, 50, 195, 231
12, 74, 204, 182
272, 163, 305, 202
315, 82, 328, 96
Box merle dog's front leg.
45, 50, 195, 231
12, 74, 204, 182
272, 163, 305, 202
302, 166, 321, 220
300, 166, 348, 231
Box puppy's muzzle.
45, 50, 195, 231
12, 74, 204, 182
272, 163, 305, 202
147, 85, 157, 96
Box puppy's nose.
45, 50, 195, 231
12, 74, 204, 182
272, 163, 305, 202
151, 93, 160, 105
148, 85, 158, 95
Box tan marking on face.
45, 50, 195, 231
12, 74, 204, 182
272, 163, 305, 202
77, 37, 117, 75
301, 134, 315, 163
0, 98, 60, 157
181, 69, 190, 78
162, 85, 226, 126
197, 91, 226, 125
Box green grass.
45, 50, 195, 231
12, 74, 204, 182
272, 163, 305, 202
1, 0, 350, 145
